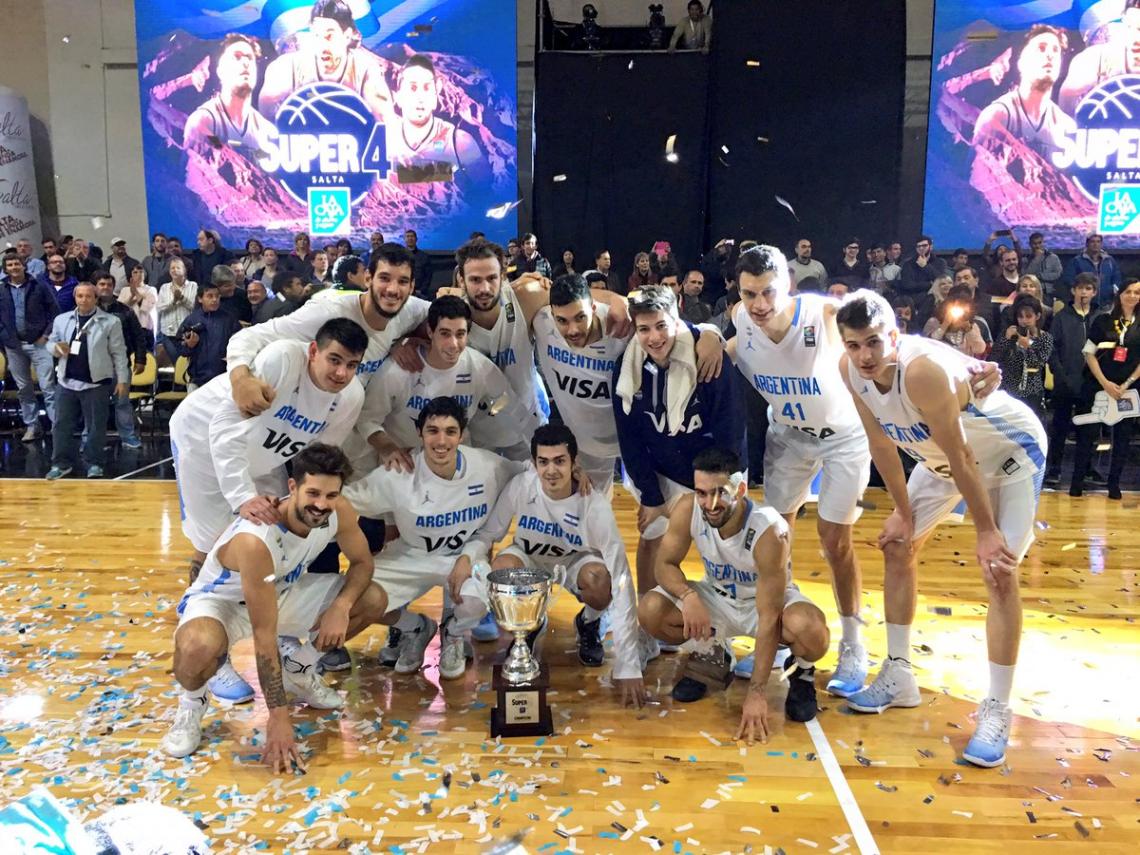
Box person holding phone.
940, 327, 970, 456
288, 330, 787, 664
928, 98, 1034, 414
991, 294, 1053, 419
923, 285, 988, 357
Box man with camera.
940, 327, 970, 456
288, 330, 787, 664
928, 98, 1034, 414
175, 282, 242, 390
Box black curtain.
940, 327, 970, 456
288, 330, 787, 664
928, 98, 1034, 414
533, 52, 711, 282
705, 0, 907, 261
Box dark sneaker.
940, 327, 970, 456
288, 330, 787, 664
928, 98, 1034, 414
318, 646, 351, 673
784, 655, 819, 722
671, 643, 732, 703
1043, 471, 1060, 488
378, 627, 403, 667
574, 608, 604, 667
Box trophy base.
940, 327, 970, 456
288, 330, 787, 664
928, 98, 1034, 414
491, 663, 554, 738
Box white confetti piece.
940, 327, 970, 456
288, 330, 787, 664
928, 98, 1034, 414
665, 134, 678, 163
700, 798, 719, 809
797, 839, 819, 849
797, 792, 813, 801
775, 195, 799, 221
553, 174, 567, 182
951, 810, 973, 819
485, 200, 521, 219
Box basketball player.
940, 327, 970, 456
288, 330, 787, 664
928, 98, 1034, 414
359, 296, 530, 466
344, 397, 523, 676
184, 33, 276, 155
161, 444, 388, 766
452, 423, 647, 705
836, 291, 1046, 768
388, 54, 491, 187
638, 448, 827, 741
259, 0, 394, 121
974, 25, 1074, 161
1060, 1, 1140, 113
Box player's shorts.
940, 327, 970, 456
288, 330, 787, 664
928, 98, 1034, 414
370, 548, 455, 613
762, 422, 870, 525
171, 435, 288, 553
651, 578, 814, 638
909, 464, 1041, 561
620, 468, 692, 540
495, 543, 603, 600
176, 572, 345, 645
577, 449, 617, 497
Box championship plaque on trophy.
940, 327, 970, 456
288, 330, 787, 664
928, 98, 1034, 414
487, 568, 554, 738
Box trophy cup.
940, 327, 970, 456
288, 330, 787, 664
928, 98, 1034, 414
488, 567, 554, 738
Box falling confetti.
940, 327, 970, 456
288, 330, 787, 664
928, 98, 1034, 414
746, 60, 761, 67
61, 35, 71, 43
665, 134, 679, 163
485, 200, 522, 219
553, 174, 567, 183
774, 195, 799, 221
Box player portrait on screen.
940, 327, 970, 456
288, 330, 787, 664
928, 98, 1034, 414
184, 34, 277, 155
1059, 0, 1140, 113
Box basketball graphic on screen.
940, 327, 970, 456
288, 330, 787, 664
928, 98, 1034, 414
268, 82, 387, 204
1065, 74, 1140, 203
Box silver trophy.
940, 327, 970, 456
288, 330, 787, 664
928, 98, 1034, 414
487, 567, 552, 685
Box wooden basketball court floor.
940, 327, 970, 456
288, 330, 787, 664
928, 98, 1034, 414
0, 480, 1135, 854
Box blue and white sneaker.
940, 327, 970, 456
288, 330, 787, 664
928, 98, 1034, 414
962, 698, 1012, 768
846, 657, 920, 713
826, 641, 868, 698
207, 659, 255, 704
471, 611, 501, 642
318, 646, 352, 673
732, 653, 755, 678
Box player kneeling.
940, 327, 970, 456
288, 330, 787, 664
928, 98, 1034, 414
161, 444, 388, 768
638, 448, 829, 742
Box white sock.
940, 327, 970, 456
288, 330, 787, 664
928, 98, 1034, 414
582, 603, 605, 623
179, 685, 208, 709
886, 622, 911, 663
794, 655, 814, 672
839, 614, 862, 646
987, 662, 1014, 705
394, 610, 421, 633
283, 639, 321, 669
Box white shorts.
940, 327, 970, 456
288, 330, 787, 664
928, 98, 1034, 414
370, 548, 455, 612
577, 449, 617, 497
908, 464, 1041, 560
652, 579, 814, 638
170, 434, 288, 553
176, 572, 345, 645
762, 422, 870, 525
496, 543, 603, 600
620, 468, 692, 540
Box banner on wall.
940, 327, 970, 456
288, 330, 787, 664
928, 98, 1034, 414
132, 0, 518, 251
0, 87, 43, 247
923, 0, 1140, 249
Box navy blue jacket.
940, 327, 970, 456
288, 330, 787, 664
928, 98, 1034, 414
176, 307, 242, 385
37, 273, 79, 313
612, 326, 746, 506
0, 277, 60, 348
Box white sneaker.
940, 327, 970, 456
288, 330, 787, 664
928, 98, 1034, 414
206, 659, 254, 704
637, 628, 661, 669
826, 641, 869, 698
395, 614, 438, 674
282, 655, 344, 709
963, 698, 1012, 768
846, 657, 921, 713
438, 622, 469, 680
161, 700, 207, 758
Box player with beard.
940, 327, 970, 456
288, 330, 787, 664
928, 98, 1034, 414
161, 444, 388, 765
184, 33, 276, 155
638, 448, 828, 740
1061, 1, 1140, 113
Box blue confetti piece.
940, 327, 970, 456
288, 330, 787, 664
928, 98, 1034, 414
302, 807, 320, 827
674, 842, 682, 853
599, 832, 619, 839
688, 755, 697, 762
337, 772, 351, 785
559, 807, 572, 817
536, 737, 546, 746
766, 751, 784, 756
538, 845, 557, 852
509, 791, 518, 802
728, 775, 747, 782
393, 772, 404, 781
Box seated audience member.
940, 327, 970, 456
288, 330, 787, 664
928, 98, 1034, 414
592, 249, 623, 294
156, 258, 198, 365
213, 264, 252, 324
118, 266, 158, 349
981, 230, 1023, 281
795, 275, 823, 294
38, 253, 78, 312
308, 250, 332, 294
176, 283, 243, 390
949, 247, 971, 271
914, 273, 953, 332
328, 254, 370, 293
831, 238, 869, 290
1045, 273, 1101, 486
998, 274, 1052, 331
1024, 232, 1062, 297
552, 247, 577, 279
669, 0, 712, 51
897, 235, 947, 297
628, 252, 658, 292
247, 280, 275, 325
228, 257, 249, 291
45, 283, 128, 480
889, 294, 916, 334
827, 281, 850, 299
951, 265, 995, 336
252, 247, 282, 284
991, 294, 1053, 418
923, 284, 988, 356
868, 243, 901, 291
266, 270, 307, 319
679, 269, 712, 323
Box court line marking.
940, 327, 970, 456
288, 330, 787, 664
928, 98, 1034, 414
806, 716, 880, 854
112, 456, 173, 481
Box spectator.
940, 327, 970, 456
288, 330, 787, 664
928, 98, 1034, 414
166, 236, 189, 270
886, 241, 903, 265
228, 257, 249, 291
118, 266, 159, 349
519, 232, 552, 278
238, 238, 264, 280
39, 236, 58, 265
914, 273, 953, 332
796, 275, 824, 294
359, 230, 384, 268
889, 294, 917, 334
923, 284, 988, 356
94, 273, 146, 450
998, 274, 1052, 330
1069, 278, 1140, 499
335, 237, 354, 259
950, 247, 971, 271
264, 270, 307, 319
951, 266, 994, 343
1064, 233, 1122, 307
679, 268, 712, 323
827, 281, 850, 299
552, 247, 577, 279
981, 230, 1023, 279
984, 246, 1022, 298
156, 258, 197, 365
64, 238, 100, 284
286, 232, 315, 278
141, 232, 171, 288
308, 250, 332, 294
0, 255, 59, 440
711, 281, 740, 334
1046, 273, 1101, 486
898, 234, 948, 297
101, 238, 141, 295
713, 269, 738, 318
190, 229, 230, 285
175, 283, 242, 390
404, 229, 434, 297
213, 264, 252, 324
699, 238, 733, 306
991, 294, 1053, 418
668, 0, 712, 51
868, 243, 901, 291
832, 238, 869, 290
627, 252, 658, 292
592, 249, 624, 293
789, 238, 827, 286
251, 246, 282, 284
505, 238, 522, 281
45, 283, 128, 479
247, 280, 274, 325
38, 253, 78, 313
330, 254, 370, 292
15, 238, 45, 279
1024, 232, 1062, 297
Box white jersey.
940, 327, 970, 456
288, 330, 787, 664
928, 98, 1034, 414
846, 335, 1047, 486
345, 446, 523, 560
170, 339, 364, 510
187, 95, 276, 155
532, 304, 627, 458
177, 511, 339, 613
734, 294, 862, 441
982, 91, 1072, 160
462, 468, 640, 679
467, 285, 548, 433
356, 346, 525, 450
692, 498, 788, 600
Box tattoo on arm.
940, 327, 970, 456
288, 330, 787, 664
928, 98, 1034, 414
256, 652, 288, 709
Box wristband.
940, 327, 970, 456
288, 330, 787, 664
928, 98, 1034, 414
679, 588, 696, 601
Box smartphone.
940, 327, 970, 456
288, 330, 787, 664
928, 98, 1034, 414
996, 229, 1013, 236
1017, 324, 1029, 337
948, 305, 966, 321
